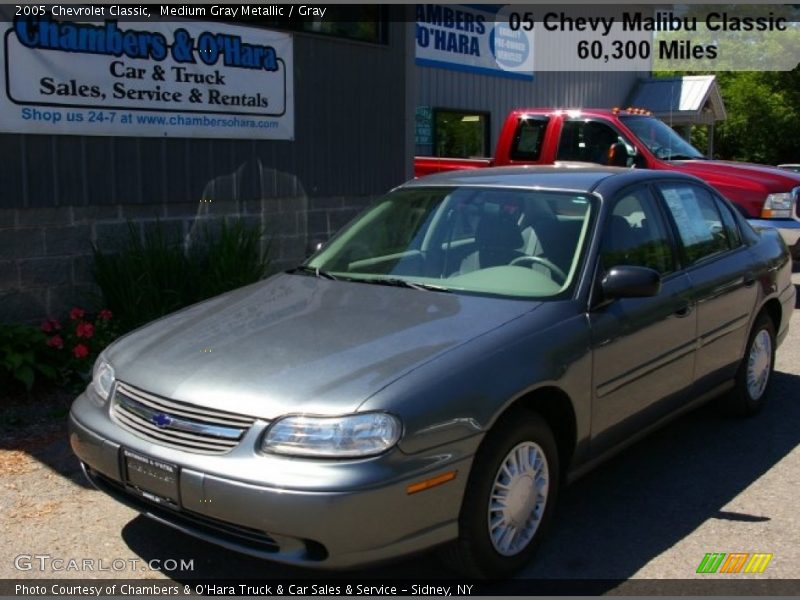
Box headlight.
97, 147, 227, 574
761, 193, 794, 219
262, 413, 401, 458
91, 357, 115, 402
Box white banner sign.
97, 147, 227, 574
0, 17, 294, 139
415, 4, 535, 80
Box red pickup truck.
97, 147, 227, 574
415, 108, 800, 256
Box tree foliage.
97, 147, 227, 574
655, 4, 800, 165
711, 70, 799, 165
655, 68, 800, 165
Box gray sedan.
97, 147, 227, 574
70, 167, 795, 577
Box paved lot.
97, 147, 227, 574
2, 272, 799, 592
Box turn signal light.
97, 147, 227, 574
406, 471, 457, 495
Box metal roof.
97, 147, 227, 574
627, 76, 727, 125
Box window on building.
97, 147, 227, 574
434, 110, 490, 158
216, 6, 388, 44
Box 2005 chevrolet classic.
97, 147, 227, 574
70, 167, 794, 577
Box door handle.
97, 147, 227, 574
674, 303, 693, 318
743, 273, 756, 288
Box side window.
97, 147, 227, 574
509, 117, 548, 161
601, 187, 675, 275
658, 184, 731, 264
716, 196, 743, 248
557, 119, 631, 166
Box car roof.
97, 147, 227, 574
402, 165, 698, 194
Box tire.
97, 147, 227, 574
726, 313, 776, 416
440, 411, 559, 578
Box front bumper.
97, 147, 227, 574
69, 391, 476, 569
748, 218, 800, 254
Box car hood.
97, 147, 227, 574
673, 160, 800, 192
105, 274, 538, 420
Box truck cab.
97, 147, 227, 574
416, 108, 800, 257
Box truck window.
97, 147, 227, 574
509, 117, 549, 161
557, 119, 630, 166
619, 116, 704, 160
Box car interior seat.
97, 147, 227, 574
602, 215, 643, 267
459, 212, 525, 274
521, 212, 582, 275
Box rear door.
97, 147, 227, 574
589, 185, 696, 451
655, 182, 758, 389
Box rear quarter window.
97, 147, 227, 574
509, 117, 549, 161
658, 183, 732, 264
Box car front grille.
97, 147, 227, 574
110, 381, 258, 455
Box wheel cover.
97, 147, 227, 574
746, 329, 772, 400
487, 441, 549, 556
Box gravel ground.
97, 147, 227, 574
1, 273, 799, 592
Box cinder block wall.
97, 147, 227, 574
0, 196, 368, 322
0, 17, 410, 323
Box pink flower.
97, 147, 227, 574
76, 322, 95, 339
72, 344, 89, 359
47, 335, 64, 350
41, 320, 53, 333
69, 307, 85, 321
98, 309, 113, 321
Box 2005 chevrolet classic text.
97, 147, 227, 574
70, 167, 794, 577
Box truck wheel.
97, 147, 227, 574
726, 313, 776, 416
441, 412, 559, 578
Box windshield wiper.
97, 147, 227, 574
286, 265, 338, 280
358, 277, 451, 292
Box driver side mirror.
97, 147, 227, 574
608, 142, 630, 167
601, 265, 661, 299
608, 143, 647, 168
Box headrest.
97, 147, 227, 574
476, 213, 524, 250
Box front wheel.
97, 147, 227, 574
440, 412, 559, 578
726, 313, 776, 416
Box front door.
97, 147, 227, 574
589, 185, 696, 452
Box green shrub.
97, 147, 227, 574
193, 219, 272, 299
0, 324, 56, 392
93, 222, 193, 333
93, 218, 270, 333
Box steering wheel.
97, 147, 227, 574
510, 255, 567, 284
650, 145, 672, 160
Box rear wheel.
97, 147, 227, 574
441, 412, 559, 578
726, 313, 776, 416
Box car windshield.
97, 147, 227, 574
620, 115, 705, 160
305, 186, 596, 299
